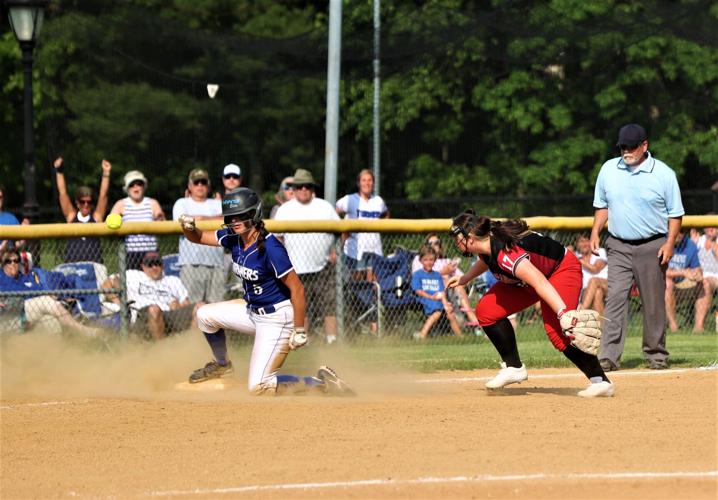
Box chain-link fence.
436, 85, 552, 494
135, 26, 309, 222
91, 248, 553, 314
1, 220, 716, 346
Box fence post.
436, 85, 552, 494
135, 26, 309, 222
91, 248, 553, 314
117, 239, 129, 339
335, 238, 344, 340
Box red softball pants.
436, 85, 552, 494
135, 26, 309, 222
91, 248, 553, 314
475, 252, 582, 351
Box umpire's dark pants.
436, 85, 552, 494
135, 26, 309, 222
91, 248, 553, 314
600, 235, 668, 366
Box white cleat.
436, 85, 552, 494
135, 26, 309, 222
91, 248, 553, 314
485, 362, 528, 389
578, 381, 615, 398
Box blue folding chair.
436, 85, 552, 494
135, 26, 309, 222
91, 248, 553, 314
348, 248, 418, 336
163, 254, 181, 278
53, 261, 120, 330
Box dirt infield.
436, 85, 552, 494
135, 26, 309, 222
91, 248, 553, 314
1, 333, 716, 499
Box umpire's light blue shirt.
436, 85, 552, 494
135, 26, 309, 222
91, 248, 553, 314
593, 152, 684, 240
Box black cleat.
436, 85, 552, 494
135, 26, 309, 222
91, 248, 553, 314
189, 360, 234, 384
317, 365, 355, 396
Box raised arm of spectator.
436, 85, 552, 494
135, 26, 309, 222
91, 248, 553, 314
53, 157, 76, 222
93, 159, 112, 223
150, 198, 165, 221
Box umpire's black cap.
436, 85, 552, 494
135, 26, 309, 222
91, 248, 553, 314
616, 124, 647, 148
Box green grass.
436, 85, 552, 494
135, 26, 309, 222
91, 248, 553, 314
237, 330, 718, 373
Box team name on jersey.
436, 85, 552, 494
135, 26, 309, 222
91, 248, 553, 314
233, 263, 259, 281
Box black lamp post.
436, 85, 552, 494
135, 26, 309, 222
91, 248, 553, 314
6, 0, 48, 223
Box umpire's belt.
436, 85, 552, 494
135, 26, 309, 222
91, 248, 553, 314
248, 299, 291, 315
611, 233, 665, 245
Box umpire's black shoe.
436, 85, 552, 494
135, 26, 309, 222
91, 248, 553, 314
646, 359, 669, 370
189, 360, 234, 384
599, 359, 620, 372
317, 366, 355, 396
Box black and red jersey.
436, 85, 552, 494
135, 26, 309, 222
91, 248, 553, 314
478, 231, 567, 286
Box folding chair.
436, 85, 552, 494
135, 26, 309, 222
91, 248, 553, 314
347, 248, 418, 337
162, 253, 181, 278
53, 261, 120, 330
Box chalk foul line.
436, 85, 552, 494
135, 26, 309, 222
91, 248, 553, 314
145, 470, 718, 497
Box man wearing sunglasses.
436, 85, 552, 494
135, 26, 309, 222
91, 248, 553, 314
172, 169, 224, 305
102, 251, 198, 340
590, 123, 684, 371
53, 156, 112, 263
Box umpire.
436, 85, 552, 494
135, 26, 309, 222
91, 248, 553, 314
590, 124, 684, 371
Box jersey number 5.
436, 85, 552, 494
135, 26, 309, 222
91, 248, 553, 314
252, 284, 263, 295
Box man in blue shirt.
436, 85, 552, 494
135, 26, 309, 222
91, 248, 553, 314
590, 124, 684, 370
665, 232, 702, 332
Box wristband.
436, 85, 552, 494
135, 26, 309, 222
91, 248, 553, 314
55, 165, 64, 174
102, 173, 110, 178
557, 307, 566, 319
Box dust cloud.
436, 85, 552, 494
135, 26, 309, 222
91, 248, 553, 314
1, 331, 440, 400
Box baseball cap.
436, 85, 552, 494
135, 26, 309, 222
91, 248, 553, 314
188, 168, 209, 182
123, 170, 148, 191
616, 124, 647, 148
223, 164, 241, 177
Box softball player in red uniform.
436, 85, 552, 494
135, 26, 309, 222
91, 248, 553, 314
447, 210, 614, 397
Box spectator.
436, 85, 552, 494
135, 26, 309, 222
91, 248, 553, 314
0, 185, 27, 252
665, 231, 702, 332
0, 248, 101, 337
172, 169, 224, 304
575, 234, 608, 315
336, 169, 389, 281
53, 157, 111, 263
411, 233, 479, 325
591, 124, 684, 371
269, 176, 295, 219
109, 171, 165, 270
693, 223, 718, 332
411, 245, 462, 339
274, 169, 340, 344
102, 251, 199, 340
214, 163, 243, 200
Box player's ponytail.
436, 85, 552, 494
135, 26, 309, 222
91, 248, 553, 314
490, 219, 530, 249
254, 220, 270, 253
451, 209, 529, 249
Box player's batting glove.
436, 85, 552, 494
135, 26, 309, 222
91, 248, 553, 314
558, 309, 602, 356
289, 327, 308, 350
178, 214, 196, 232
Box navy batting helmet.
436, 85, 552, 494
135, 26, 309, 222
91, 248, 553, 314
222, 187, 262, 225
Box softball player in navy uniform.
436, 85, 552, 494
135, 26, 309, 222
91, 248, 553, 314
178, 187, 351, 395
447, 210, 614, 397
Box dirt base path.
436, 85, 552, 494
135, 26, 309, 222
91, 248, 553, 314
2, 358, 716, 499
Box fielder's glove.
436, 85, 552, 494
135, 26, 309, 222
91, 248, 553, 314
288, 327, 307, 350
558, 309, 602, 356
178, 214, 196, 232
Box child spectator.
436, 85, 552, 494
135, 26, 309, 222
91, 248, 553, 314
411, 245, 462, 340
575, 234, 608, 315
692, 223, 718, 332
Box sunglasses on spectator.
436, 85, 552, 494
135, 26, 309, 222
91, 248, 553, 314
427, 239, 441, 245
3, 258, 20, 264
77, 198, 94, 206
292, 184, 314, 190
192, 179, 209, 186
223, 174, 240, 180
143, 259, 162, 267
128, 181, 145, 188
281, 184, 293, 191
618, 141, 644, 151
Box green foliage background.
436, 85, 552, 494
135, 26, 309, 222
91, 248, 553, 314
1, 0, 716, 216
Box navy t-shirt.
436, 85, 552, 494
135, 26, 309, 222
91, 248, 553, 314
216, 229, 293, 307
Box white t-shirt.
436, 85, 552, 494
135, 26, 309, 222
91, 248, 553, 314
335, 193, 388, 260
578, 248, 608, 289
697, 235, 718, 278
172, 197, 224, 267
125, 270, 189, 321
274, 197, 339, 274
